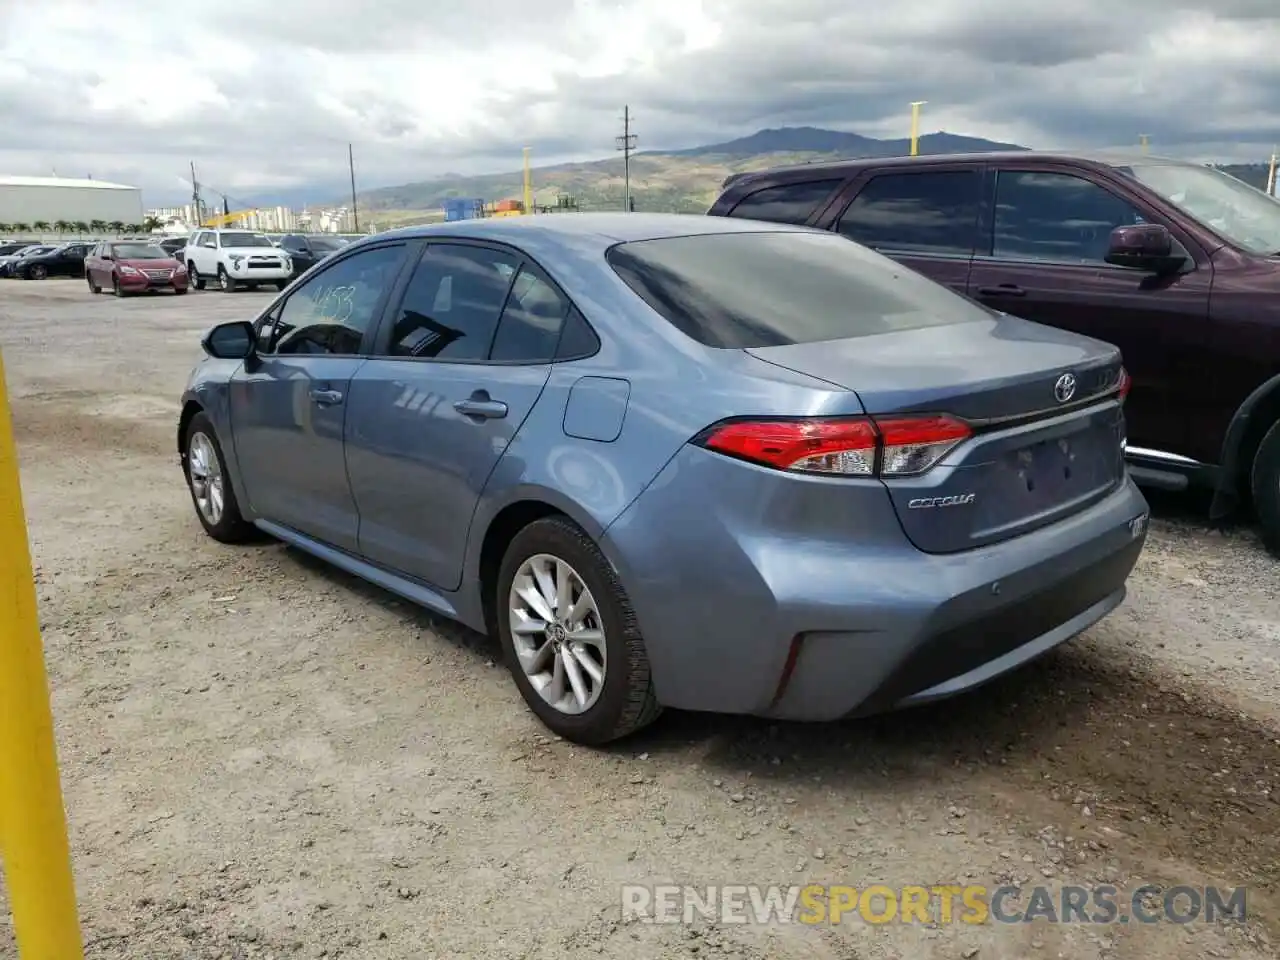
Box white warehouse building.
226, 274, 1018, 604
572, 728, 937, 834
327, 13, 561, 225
0, 176, 145, 227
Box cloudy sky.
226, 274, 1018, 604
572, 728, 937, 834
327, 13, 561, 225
2, 0, 1278, 205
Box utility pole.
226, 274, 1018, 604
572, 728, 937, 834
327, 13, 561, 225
616, 106, 637, 211
1139, 134, 1150, 155
523, 148, 533, 215
1267, 148, 1277, 198
909, 101, 927, 156
348, 144, 360, 232
190, 161, 203, 225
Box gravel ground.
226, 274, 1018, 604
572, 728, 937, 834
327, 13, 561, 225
0, 278, 1277, 960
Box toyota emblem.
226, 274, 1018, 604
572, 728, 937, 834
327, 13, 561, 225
1053, 373, 1077, 404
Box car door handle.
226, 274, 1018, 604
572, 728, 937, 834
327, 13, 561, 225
976, 284, 1026, 297
454, 395, 508, 419
309, 388, 344, 406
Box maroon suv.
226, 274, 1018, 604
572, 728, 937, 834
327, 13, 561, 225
708, 151, 1280, 549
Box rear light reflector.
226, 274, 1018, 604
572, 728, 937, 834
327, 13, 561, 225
1117, 366, 1131, 401
693, 415, 971, 477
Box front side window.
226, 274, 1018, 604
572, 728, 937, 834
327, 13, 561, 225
384, 243, 519, 360
993, 171, 1145, 263
265, 245, 406, 356
836, 170, 982, 255
728, 180, 843, 225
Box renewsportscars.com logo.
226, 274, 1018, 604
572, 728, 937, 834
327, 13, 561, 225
621, 884, 1247, 926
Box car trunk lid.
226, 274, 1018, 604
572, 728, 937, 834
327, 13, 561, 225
746, 315, 1127, 553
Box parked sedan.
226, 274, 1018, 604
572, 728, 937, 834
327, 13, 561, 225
17, 242, 91, 280
278, 233, 347, 277
85, 241, 189, 296
0, 242, 36, 274
0, 244, 56, 277
176, 214, 1149, 744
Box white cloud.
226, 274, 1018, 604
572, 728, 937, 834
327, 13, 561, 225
1, 0, 1278, 204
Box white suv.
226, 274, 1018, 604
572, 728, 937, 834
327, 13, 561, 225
183, 229, 293, 292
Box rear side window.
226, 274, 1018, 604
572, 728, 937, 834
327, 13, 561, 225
727, 180, 843, 225
836, 170, 982, 255
606, 231, 987, 349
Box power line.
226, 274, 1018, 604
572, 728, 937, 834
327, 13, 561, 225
616, 106, 637, 212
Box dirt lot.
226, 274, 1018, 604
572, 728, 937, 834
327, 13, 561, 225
0, 278, 1277, 960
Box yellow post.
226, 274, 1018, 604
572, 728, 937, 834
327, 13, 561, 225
1139, 134, 1150, 155
0, 349, 84, 959
909, 101, 927, 156
522, 147, 533, 215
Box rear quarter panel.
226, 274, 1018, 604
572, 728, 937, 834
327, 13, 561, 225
461, 238, 861, 583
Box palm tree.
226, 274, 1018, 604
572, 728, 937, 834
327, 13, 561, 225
89, 219, 107, 235
126, 222, 144, 235
27, 221, 46, 237
108, 220, 125, 236
72, 221, 89, 237
53, 220, 71, 236
143, 216, 163, 233
0, 223, 10, 235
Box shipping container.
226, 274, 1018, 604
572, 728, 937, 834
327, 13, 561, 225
494, 199, 524, 213
443, 198, 484, 221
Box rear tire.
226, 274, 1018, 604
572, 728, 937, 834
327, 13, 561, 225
182, 412, 255, 543
1250, 420, 1280, 556
87, 275, 101, 294
496, 516, 661, 745
27, 264, 46, 280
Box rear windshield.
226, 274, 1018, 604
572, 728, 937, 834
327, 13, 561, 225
606, 230, 988, 349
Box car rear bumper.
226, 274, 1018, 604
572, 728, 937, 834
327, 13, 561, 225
601, 445, 1149, 721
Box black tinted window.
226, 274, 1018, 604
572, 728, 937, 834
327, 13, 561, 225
268, 245, 406, 355
385, 244, 518, 360
836, 171, 981, 255
607, 231, 986, 349
490, 266, 569, 362
728, 180, 842, 225
994, 171, 1145, 263
555, 308, 600, 359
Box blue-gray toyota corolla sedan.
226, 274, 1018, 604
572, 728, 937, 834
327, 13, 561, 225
177, 213, 1150, 745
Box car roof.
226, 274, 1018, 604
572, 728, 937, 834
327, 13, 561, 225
375, 212, 816, 248
745, 150, 1202, 180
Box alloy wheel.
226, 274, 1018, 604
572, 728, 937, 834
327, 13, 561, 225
187, 431, 225, 526
508, 553, 607, 715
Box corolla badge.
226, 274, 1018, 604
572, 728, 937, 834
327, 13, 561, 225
1054, 373, 1077, 404
907, 493, 976, 509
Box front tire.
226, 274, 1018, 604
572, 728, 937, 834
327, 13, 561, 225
496, 517, 661, 745
217, 266, 237, 292
112, 276, 126, 297
27, 264, 46, 280
188, 261, 206, 290
1251, 420, 1280, 556
182, 412, 255, 543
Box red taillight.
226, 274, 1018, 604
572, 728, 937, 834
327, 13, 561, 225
694, 415, 971, 477
1117, 367, 1131, 401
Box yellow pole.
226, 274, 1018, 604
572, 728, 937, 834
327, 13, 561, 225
909, 101, 927, 156
0, 349, 84, 959
522, 147, 533, 215
1139, 134, 1150, 155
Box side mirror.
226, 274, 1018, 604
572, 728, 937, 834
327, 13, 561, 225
202, 320, 256, 360
1105, 224, 1184, 274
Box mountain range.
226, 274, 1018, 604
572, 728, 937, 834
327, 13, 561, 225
237, 126, 1276, 227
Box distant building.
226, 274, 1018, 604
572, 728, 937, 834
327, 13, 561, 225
0, 176, 144, 226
